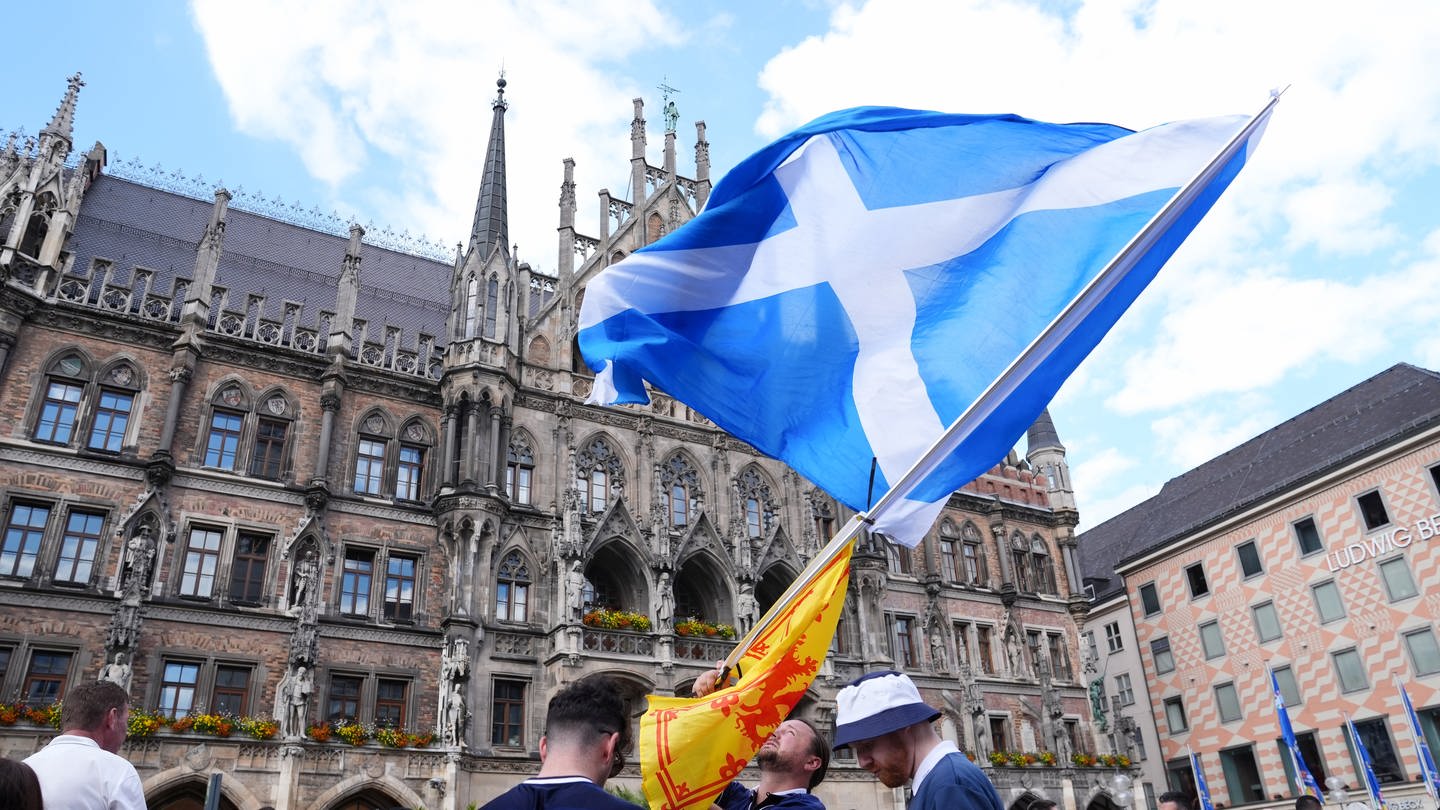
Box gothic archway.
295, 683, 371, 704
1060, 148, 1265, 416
583, 541, 649, 614
673, 551, 732, 624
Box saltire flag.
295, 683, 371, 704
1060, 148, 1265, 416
1190, 748, 1216, 810
1346, 714, 1389, 810
579, 102, 1273, 545
1395, 677, 1440, 801
1272, 667, 1325, 802
639, 538, 854, 809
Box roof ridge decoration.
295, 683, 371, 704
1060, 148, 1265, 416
94, 148, 455, 263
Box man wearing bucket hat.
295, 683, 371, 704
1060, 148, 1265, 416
833, 671, 1003, 810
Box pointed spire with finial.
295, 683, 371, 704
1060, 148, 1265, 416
468, 74, 509, 259
41, 73, 85, 147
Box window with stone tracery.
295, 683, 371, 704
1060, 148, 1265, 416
660, 454, 701, 529
735, 467, 776, 540
506, 435, 535, 505
496, 550, 530, 622
575, 437, 624, 513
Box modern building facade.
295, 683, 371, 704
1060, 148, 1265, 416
1080, 364, 1440, 810
1, 74, 1122, 809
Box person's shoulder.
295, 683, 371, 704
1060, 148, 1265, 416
777, 791, 827, 809
913, 753, 1003, 810
476, 784, 534, 810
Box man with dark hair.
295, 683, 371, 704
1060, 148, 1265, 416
480, 675, 637, 809
1294, 795, 1323, 810
24, 680, 145, 810
694, 666, 831, 808
1158, 791, 1192, 810
1030, 800, 1058, 810
833, 671, 1002, 810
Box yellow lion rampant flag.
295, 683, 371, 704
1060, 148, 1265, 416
641, 540, 854, 809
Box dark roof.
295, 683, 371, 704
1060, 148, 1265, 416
1077, 363, 1440, 600
68, 174, 453, 350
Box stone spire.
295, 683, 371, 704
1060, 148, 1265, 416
469, 75, 509, 259
1026, 408, 1075, 512
40, 73, 84, 148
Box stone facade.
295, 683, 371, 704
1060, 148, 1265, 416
0, 74, 1119, 810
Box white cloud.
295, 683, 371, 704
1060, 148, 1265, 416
190, 0, 685, 272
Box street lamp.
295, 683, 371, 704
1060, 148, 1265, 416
1113, 772, 1134, 808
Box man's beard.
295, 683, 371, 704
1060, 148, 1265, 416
756, 745, 781, 769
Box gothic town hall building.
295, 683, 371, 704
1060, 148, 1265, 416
0, 75, 1119, 810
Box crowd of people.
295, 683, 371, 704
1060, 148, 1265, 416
2, 672, 1324, 810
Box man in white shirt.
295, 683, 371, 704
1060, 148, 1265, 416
24, 680, 145, 810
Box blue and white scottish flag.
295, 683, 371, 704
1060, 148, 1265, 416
1396, 677, 1440, 801
1347, 715, 1390, 810
1273, 668, 1325, 802
1191, 750, 1216, 810
579, 103, 1272, 544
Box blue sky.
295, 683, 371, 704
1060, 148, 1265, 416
8, 0, 1440, 530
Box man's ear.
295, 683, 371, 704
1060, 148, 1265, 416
601, 730, 619, 762
538, 734, 550, 763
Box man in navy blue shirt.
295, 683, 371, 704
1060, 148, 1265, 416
480, 675, 638, 809
695, 666, 830, 809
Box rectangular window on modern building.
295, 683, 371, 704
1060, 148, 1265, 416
1215, 682, 1242, 723
1218, 744, 1266, 804
1199, 620, 1225, 659
1104, 621, 1123, 653
492, 679, 526, 747
1294, 517, 1324, 555
1350, 717, 1406, 782
1253, 601, 1283, 643
1139, 582, 1162, 616
1277, 731, 1328, 788
1312, 580, 1346, 623
1273, 664, 1302, 706
1378, 557, 1418, 602
1163, 696, 1188, 733
1403, 627, 1440, 676
1115, 673, 1135, 706
1185, 563, 1210, 598
1333, 647, 1368, 693
1151, 637, 1175, 675
1235, 539, 1264, 578
1356, 490, 1391, 530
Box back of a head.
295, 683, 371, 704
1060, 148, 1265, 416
1295, 795, 1323, 810
545, 675, 628, 751
1031, 800, 1058, 810
1158, 791, 1192, 810
793, 717, 831, 791
0, 757, 44, 810
60, 681, 129, 733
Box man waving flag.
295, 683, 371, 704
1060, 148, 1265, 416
579, 98, 1274, 809
579, 101, 1273, 546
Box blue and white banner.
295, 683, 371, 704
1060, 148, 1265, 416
1273, 668, 1325, 802
1396, 677, 1440, 801
1347, 715, 1389, 810
1191, 749, 1215, 810
579, 104, 1271, 545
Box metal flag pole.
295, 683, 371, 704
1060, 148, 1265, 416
719, 92, 1280, 677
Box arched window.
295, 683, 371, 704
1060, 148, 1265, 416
811, 496, 836, 543
31, 353, 145, 455
735, 467, 776, 540
506, 435, 535, 505
885, 540, 912, 575
575, 437, 624, 513
961, 522, 988, 586
1031, 535, 1057, 594
463, 275, 479, 338
496, 550, 530, 622
1011, 532, 1033, 592
351, 411, 434, 502
660, 454, 701, 529
483, 275, 499, 338
939, 521, 961, 582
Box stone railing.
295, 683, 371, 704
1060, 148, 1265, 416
580, 628, 654, 657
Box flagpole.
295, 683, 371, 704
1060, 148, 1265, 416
718, 93, 1280, 675
1394, 674, 1440, 802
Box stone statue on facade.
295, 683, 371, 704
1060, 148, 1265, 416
655, 571, 674, 631
290, 547, 318, 613
275, 664, 313, 739
442, 636, 471, 683
441, 680, 467, 747
98, 652, 132, 690
736, 579, 758, 634
566, 559, 585, 621
121, 524, 155, 599
961, 664, 990, 760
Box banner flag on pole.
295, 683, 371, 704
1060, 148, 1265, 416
579, 102, 1273, 546
1395, 676, 1440, 801
640, 538, 854, 810
1272, 666, 1325, 802
1346, 714, 1389, 810
1190, 748, 1216, 810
